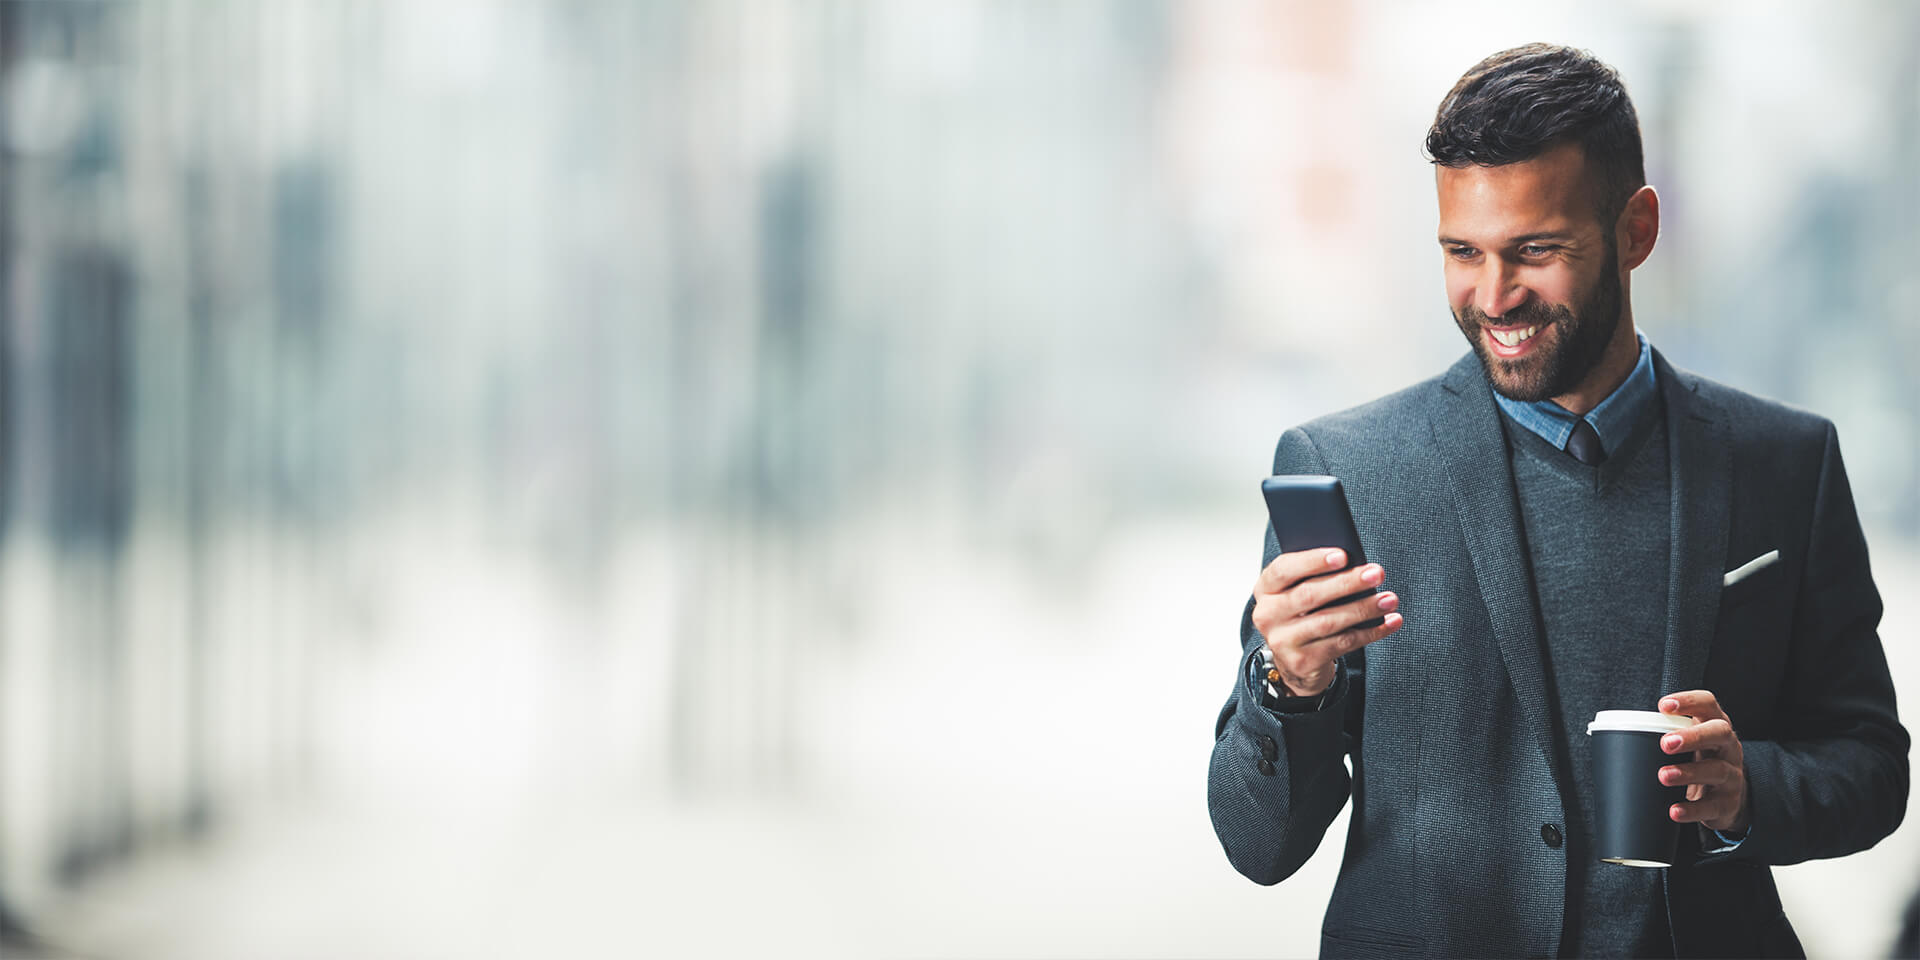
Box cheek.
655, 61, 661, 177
1443, 269, 1474, 313
1528, 266, 1583, 307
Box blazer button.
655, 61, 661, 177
1257, 735, 1278, 762
1541, 823, 1563, 848
1257, 759, 1276, 777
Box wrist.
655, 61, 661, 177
1269, 658, 1335, 698
1280, 682, 1324, 698
1252, 647, 1339, 706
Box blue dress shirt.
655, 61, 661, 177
1492, 333, 1658, 459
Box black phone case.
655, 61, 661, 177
1260, 474, 1384, 627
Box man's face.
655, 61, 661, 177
1436, 142, 1621, 403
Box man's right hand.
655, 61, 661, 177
1251, 548, 1404, 697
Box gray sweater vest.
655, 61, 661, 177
1504, 403, 1673, 959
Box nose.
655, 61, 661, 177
1477, 259, 1528, 319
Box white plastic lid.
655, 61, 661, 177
1586, 710, 1696, 736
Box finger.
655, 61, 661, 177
1659, 690, 1728, 723
1258, 548, 1349, 597
1308, 612, 1405, 658
1669, 795, 1739, 826
1296, 591, 1401, 645
1286, 563, 1387, 616
1661, 718, 1735, 755
1658, 758, 1738, 789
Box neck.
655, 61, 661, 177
1550, 311, 1640, 416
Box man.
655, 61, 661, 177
1207, 44, 1907, 958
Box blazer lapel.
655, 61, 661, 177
1429, 354, 1564, 784
1655, 350, 1730, 696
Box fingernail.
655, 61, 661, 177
1377, 592, 1398, 611
1383, 612, 1403, 628
1670, 806, 1685, 822
1325, 549, 1345, 567
1661, 699, 1679, 712
1662, 735, 1682, 752
1361, 565, 1384, 585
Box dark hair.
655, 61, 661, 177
1426, 44, 1645, 226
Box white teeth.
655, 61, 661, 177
1491, 325, 1539, 347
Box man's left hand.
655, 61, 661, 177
1657, 690, 1750, 834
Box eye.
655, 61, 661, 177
1520, 243, 1557, 258
1447, 245, 1478, 261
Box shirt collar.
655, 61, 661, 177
1492, 334, 1657, 458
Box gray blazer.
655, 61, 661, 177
1208, 349, 1908, 958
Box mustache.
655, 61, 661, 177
1458, 300, 1571, 328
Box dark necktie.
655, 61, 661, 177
1567, 419, 1606, 466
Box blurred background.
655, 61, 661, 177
0, 0, 1915, 957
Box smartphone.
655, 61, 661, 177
1260, 474, 1384, 628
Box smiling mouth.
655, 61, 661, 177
1489, 325, 1540, 347
1481, 321, 1549, 360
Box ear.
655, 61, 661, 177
1616, 185, 1659, 271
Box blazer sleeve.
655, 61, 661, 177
1206, 427, 1361, 885
1718, 421, 1910, 866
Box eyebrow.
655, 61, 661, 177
1437, 232, 1576, 246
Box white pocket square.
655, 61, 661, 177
1723, 550, 1780, 588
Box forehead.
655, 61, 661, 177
1435, 142, 1599, 240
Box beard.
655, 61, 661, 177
1453, 256, 1622, 403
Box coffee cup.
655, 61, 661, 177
1586, 710, 1697, 867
